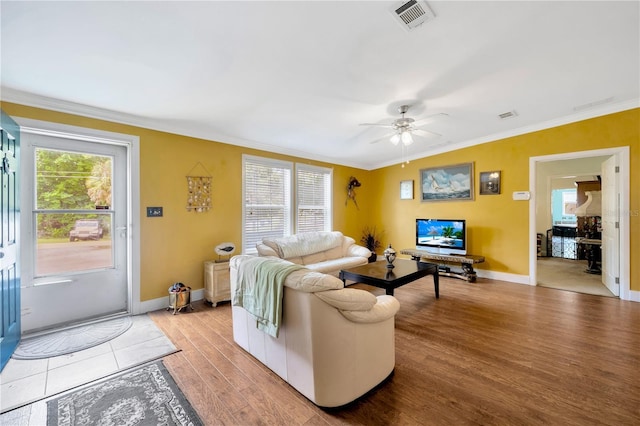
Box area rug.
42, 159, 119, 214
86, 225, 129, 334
46, 361, 202, 426
13, 316, 133, 360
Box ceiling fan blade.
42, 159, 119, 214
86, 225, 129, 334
359, 122, 394, 128
369, 132, 397, 144
414, 129, 442, 138
412, 113, 448, 128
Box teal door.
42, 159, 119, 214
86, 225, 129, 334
0, 110, 20, 371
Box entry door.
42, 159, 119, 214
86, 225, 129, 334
0, 111, 20, 371
601, 156, 619, 296
21, 132, 128, 332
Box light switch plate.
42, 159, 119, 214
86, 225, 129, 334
147, 206, 163, 217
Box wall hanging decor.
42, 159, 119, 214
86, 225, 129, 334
420, 162, 474, 202
400, 179, 414, 199
479, 171, 501, 195
186, 162, 212, 212
346, 176, 361, 209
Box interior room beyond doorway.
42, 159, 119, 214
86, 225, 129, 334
533, 152, 623, 298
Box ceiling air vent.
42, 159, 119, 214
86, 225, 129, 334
390, 0, 436, 31
498, 110, 518, 120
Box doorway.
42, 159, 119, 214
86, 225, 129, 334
529, 147, 630, 300
17, 119, 141, 334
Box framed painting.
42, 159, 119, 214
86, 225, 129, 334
400, 180, 414, 199
479, 171, 501, 195
420, 162, 474, 202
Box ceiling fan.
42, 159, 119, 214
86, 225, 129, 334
360, 105, 446, 146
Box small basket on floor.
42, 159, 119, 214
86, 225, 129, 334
167, 283, 193, 314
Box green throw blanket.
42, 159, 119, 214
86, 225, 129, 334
232, 257, 304, 337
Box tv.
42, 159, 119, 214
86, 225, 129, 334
416, 218, 467, 255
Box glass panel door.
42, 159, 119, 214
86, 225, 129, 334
21, 132, 128, 332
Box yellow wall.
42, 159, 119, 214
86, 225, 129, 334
1, 102, 372, 301
3, 101, 638, 298
370, 108, 639, 290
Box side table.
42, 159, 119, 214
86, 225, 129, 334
204, 260, 231, 307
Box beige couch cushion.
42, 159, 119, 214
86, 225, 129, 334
284, 269, 344, 292
263, 231, 344, 258
305, 257, 367, 275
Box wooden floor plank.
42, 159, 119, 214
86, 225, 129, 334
150, 276, 640, 425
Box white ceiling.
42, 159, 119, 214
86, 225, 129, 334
1, 1, 638, 170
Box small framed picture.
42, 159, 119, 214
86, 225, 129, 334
479, 171, 501, 195
400, 180, 414, 199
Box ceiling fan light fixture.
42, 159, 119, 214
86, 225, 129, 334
390, 133, 401, 145
401, 131, 414, 145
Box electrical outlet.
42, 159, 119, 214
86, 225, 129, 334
147, 207, 163, 217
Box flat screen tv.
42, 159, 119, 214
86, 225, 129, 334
416, 218, 467, 255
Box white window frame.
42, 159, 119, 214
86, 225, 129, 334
242, 155, 333, 255
242, 155, 293, 255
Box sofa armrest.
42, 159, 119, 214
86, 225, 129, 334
315, 290, 400, 323
339, 295, 400, 323
346, 244, 371, 258
314, 288, 377, 311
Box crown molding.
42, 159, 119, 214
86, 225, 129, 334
0, 87, 367, 170
373, 98, 640, 170
2, 87, 637, 171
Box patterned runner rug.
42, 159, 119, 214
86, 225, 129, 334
13, 316, 133, 359
46, 361, 202, 426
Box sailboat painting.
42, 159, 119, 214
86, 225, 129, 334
420, 163, 474, 202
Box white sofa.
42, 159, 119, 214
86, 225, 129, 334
256, 231, 371, 276
230, 255, 400, 408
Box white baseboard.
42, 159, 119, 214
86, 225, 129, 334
475, 269, 531, 285
138, 281, 638, 312
138, 288, 205, 314
475, 269, 639, 302
627, 289, 640, 302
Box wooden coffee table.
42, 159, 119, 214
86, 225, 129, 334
339, 259, 439, 298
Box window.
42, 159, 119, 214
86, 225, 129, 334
242, 155, 332, 254
562, 190, 577, 216
35, 148, 114, 276
296, 164, 332, 233
551, 188, 577, 225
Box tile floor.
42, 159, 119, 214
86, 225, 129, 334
537, 257, 615, 297
0, 314, 177, 419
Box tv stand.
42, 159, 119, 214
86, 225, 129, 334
400, 249, 485, 282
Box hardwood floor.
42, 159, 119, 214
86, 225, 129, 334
148, 276, 640, 425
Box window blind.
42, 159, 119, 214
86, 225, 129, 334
296, 164, 332, 233
242, 156, 292, 254
242, 156, 332, 255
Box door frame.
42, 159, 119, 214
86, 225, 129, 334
529, 147, 630, 300
16, 117, 142, 325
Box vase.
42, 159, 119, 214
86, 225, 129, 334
383, 244, 396, 268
